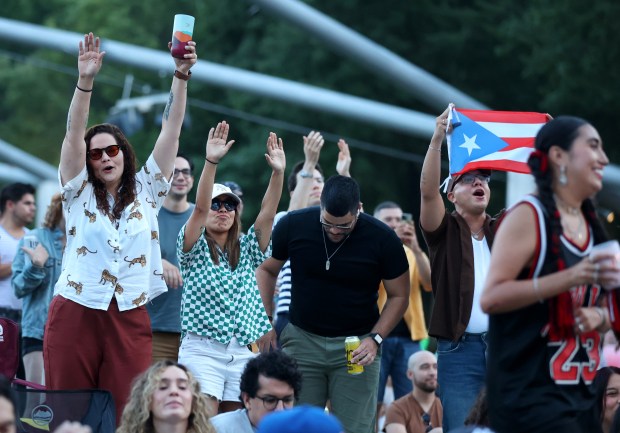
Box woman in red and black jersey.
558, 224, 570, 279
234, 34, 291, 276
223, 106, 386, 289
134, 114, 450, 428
481, 116, 618, 433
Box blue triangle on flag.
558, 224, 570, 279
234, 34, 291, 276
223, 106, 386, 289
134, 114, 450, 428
449, 113, 509, 174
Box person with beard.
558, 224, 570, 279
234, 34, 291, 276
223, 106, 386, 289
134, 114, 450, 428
256, 175, 409, 433
271, 131, 351, 343
384, 350, 443, 433
147, 153, 195, 363
0, 182, 36, 325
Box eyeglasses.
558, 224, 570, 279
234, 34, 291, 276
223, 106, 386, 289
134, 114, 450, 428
87, 144, 122, 160
173, 168, 192, 177
459, 173, 491, 185
254, 394, 295, 410
422, 413, 432, 433
210, 200, 237, 212
320, 216, 356, 231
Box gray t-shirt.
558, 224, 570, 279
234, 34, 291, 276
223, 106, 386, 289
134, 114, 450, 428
211, 408, 255, 433
146, 204, 194, 333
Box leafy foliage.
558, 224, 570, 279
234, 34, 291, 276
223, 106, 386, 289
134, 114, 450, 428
1, 0, 619, 231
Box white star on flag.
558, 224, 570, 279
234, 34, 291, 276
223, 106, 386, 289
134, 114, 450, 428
459, 133, 480, 156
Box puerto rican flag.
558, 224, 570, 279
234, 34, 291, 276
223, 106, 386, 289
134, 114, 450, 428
447, 108, 550, 176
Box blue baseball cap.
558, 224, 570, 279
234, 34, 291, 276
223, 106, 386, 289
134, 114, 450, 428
257, 406, 343, 433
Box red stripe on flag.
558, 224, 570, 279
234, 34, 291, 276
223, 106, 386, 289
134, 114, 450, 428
457, 109, 549, 124
502, 138, 536, 151
455, 160, 531, 175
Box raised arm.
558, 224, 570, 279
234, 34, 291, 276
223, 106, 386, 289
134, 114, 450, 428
288, 131, 323, 211
182, 121, 234, 252
336, 138, 352, 177
419, 107, 451, 233
396, 222, 432, 290
254, 133, 286, 252
60, 33, 106, 184
152, 41, 197, 178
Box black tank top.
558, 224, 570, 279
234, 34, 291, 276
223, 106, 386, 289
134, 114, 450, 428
487, 195, 602, 433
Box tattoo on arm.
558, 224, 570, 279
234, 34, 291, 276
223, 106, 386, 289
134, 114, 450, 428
163, 91, 174, 121
66, 110, 72, 132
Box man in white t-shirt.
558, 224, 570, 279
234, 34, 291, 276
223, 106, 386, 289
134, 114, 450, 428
0, 182, 36, 323
420, 109, 503, 431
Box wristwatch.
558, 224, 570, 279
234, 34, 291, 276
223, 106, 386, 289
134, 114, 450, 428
299, 170, 313, 178
370, 333, 383, 347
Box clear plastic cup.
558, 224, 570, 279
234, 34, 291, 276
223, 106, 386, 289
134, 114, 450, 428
590, 240, 620, 290
171, 14, 195, 59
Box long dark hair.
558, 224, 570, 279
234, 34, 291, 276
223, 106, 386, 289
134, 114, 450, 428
84, 123, 138, 220
527, 116, 609, 339
594, 367, 620, 426
205, 210, 242, 270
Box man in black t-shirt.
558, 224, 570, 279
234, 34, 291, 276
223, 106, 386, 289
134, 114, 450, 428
257, 175, 410, 433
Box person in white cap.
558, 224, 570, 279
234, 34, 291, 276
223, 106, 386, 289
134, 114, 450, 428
177, 121, 285, 417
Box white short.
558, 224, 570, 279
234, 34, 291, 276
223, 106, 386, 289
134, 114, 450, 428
178, 333, 256, 402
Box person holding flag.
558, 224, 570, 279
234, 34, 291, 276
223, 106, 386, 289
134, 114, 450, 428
419, 105, 505, 431
481, 116, 616, 433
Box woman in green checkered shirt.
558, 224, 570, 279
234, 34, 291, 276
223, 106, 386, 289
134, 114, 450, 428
177, 121, 285, 416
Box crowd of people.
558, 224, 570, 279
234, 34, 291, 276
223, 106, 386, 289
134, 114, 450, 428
1, 29, 620, 433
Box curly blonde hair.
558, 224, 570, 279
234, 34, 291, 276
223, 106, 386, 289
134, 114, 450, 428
42, 193, 63, 229
117, 361, 215, 433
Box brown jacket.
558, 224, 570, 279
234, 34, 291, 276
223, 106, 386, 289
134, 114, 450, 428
421, 209, 503, 341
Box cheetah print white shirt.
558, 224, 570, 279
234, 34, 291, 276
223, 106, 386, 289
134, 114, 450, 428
54, 154, 170, 311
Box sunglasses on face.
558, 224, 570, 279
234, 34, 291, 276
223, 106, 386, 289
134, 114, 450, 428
87, 144, 122, 160
210, 200, 237, 212
319, 216, 357, 231
459, 173, 491, 185
173, 168, 192, 177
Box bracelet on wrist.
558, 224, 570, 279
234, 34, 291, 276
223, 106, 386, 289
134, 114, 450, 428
76, 85, 93, 93
205, 157, 219, 165
174, 69, 192, 81
428, 145, 441, 152
595, 307, 606, 328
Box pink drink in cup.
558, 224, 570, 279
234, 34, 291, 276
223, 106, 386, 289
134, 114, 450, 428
171, 14, 195, 59
590, 240, 620, 290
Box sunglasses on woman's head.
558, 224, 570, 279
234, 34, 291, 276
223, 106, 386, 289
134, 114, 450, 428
87, 144, 122, 160
210, 200, 237, 212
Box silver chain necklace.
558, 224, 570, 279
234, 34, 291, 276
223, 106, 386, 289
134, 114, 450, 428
471, 227, 484, 239
321, 229, 350, 271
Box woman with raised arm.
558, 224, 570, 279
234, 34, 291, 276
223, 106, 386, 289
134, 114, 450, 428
481, 116, 617, 433
177, 121, 285, 416
43, 32, 196, 423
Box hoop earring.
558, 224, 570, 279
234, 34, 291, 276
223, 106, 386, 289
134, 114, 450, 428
558, 165, 568, 186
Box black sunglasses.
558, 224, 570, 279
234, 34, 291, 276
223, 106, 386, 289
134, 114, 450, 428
422, 413, 432, 433
87, 144, 122, 160
210, 200, 237, 212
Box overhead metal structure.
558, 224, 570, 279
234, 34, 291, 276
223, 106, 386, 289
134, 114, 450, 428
0, 17, 435, 138
0, 13, 618, 214
249, 0, 488, 111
